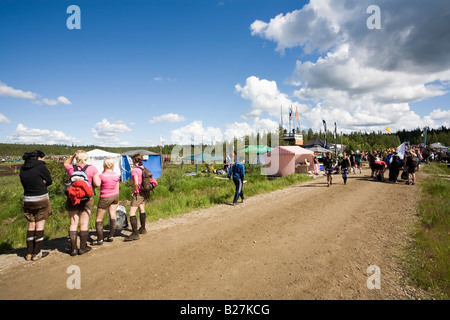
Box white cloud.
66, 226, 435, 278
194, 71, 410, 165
149, 113, 186, 124
0, 81, 72, 106
6, 124, 78, 144
0, 113, 11, 124
91, 119, 132, 146
153, 76, 176, 82
33, 96, 72, 106
235, 76, 309, 120
247, 0, 450, 133
169, 121, 223, 145
0, 81, 37, 99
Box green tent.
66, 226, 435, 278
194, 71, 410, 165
244, 145, 272, 153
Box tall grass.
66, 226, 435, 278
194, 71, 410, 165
407, 163, 450, 299
0, 162, 311, 253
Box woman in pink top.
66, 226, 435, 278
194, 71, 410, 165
124, 153, 148, 241
64, 150, 101, 256
93, 158, 121, 245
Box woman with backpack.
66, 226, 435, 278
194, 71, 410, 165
20, 150, 52, 261
93, 158, 121, 245
124, 153, 148, 241
64, 150, 101, 256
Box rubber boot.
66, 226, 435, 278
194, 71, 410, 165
107, 219, 116, 241
78, 230, 91, 255
94, 221, 104, 245
139, 212, 147, 234
69, 231, 78, 256
124, 216, 140, 241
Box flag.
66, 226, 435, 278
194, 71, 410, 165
160, 136, 165, 147
333, 122, 337, 140
289, 106, 293, 120
323, 120, 327, 148
231, 145, 235, 159
295, 107, 299, 121
397, 142, 406, 159
385, 127, 391, 133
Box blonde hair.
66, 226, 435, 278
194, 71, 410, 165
103, 158, 114, 170
75, 151, 88, 165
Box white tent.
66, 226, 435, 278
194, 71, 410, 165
86, 149, 122, 177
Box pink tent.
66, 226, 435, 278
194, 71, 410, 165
264, 146, 314, 176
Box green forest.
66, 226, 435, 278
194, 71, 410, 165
1, 126, 449, 158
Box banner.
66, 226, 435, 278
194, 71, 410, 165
397, 142, 406, 159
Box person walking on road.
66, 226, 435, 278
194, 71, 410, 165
228, 156, 245, 205
323, 152, 335, 187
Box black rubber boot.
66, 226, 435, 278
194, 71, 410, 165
139, 212, 147, 234
124, 216, 140, 241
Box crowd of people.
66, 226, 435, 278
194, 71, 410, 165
319, 147, 425, 187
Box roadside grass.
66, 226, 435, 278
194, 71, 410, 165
407, 162, 450, 299
0, 162, 312, 253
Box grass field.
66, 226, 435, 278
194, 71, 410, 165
0, 161, 312, 253
406, 162, 450, 299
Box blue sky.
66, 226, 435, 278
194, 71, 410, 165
1, 0, 449, 147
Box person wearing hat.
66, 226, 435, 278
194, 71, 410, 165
20, 150, 53, 261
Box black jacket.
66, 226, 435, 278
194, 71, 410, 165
19, 160, 52, 197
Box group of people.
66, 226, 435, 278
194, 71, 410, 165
320, 147, 421, 187
321, 150, 363, 187
19, 150, 151, 261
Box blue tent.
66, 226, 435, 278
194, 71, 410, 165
121, 149, 162, 181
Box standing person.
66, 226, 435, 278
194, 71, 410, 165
228, 155, 245, 205
93, 158, 121, 245
313, 155, 320, 175
404, 151, 417, 185
124, 153, 148, 241
349, 150, 356, 174
388, 151, 401, 183
355, 150, 362, 173
64, 150, 101, 256
19, 150, 52, 261
323, 152, 335, 187
340, 151, 351, 185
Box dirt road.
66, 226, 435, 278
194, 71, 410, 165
0, 167, 422, 300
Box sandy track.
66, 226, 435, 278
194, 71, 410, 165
0, 167, 422, 300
